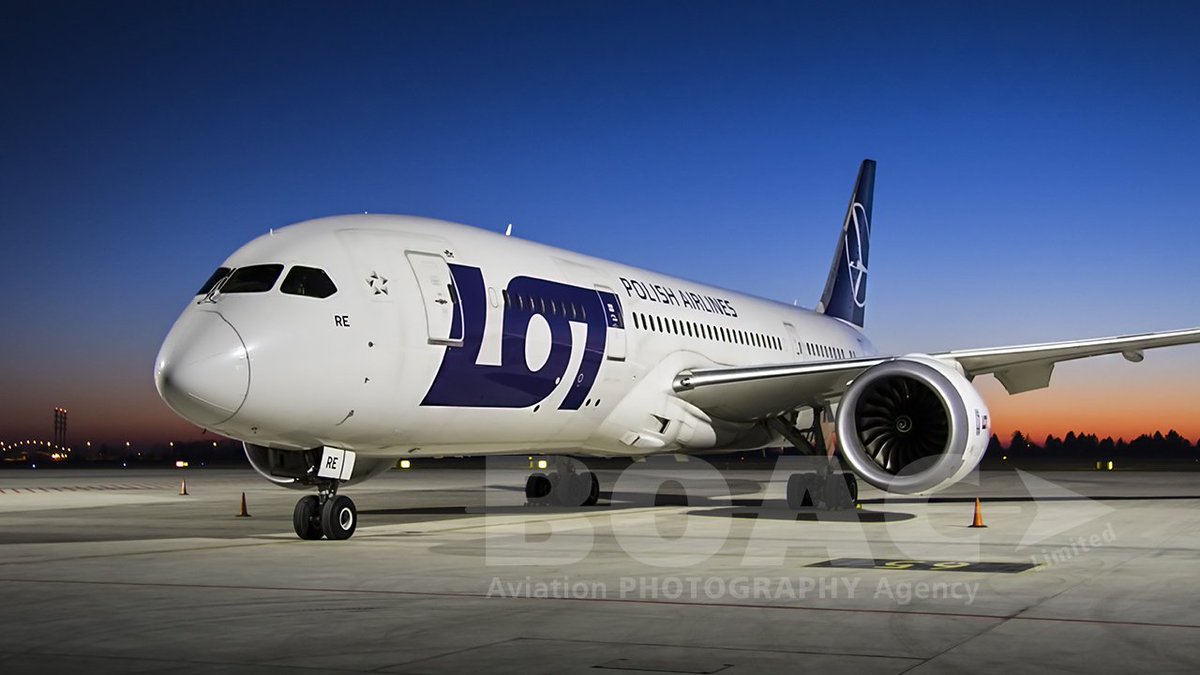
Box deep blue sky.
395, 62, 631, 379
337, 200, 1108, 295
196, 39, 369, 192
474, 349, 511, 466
3, 1, 1199, 443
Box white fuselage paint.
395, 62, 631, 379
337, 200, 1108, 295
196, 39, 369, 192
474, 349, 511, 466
156, 215, 876, 459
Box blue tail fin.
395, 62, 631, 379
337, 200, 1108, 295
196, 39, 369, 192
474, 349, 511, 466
816, 159, 875, 327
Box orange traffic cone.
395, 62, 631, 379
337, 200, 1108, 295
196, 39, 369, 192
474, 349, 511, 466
236, 492, 252, 518
969, 497, 987, 528
179, 479, 188, 496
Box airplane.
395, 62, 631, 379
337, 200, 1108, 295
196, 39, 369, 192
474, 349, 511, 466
154, 160, 1200, 540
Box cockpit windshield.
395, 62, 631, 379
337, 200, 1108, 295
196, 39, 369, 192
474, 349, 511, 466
196, 267, 232, 295
195, 263, 335, 299
220, 264, 284, 293
281, 266, 338, 298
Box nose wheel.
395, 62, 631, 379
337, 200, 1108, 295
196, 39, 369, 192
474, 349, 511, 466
292, 483, 358, 540
321, 494, 357, 540
293, 495, 323, 540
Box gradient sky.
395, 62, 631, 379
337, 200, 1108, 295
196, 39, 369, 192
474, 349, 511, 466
2, 1, 1199, 446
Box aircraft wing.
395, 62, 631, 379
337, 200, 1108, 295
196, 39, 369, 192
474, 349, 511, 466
672, 327, 1200, 422
934, 326, 1200, 394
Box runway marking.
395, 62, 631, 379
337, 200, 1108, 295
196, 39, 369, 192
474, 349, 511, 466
0, 483, 165, 494
2, 576, 1199, 632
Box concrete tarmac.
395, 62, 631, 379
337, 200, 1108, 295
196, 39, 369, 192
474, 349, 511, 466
1, 462, 1198, 674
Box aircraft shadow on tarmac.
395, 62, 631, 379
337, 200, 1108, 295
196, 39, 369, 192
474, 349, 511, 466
359, 490, 1200, 521
692, 506, 914, 522
361, 483, 913, 523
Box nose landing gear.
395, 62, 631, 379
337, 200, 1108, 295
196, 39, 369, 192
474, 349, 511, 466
291, 447, 361, 540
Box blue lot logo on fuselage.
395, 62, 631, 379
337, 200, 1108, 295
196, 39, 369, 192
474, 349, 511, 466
421, 264, 623, 409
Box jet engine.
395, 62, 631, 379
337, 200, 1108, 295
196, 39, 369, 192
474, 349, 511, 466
835, 356, 991, 494
243, 443, 395, 489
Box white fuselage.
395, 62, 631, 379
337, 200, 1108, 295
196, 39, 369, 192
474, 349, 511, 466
155, 215, 876, 459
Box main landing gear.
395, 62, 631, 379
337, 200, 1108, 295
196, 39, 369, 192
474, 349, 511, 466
293, 480, 358, 540
786, 471, 858, 510
769, 408, 860, 511
525, 456, 600, 507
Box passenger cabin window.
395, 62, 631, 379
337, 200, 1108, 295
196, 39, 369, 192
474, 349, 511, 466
197, 267, 232, 295
220, 264, 284, 293
281, 266, 337, 299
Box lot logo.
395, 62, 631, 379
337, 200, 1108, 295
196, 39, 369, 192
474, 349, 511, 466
421, 264, 623, 410
845, 201, 870, 309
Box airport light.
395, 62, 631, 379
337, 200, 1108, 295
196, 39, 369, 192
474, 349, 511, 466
536, 459, 549, 470
1107, 460, 1115, 471
399, 459, 411, 469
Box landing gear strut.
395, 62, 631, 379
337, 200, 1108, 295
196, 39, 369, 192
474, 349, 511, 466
525, 457, 600, 507
770, 407, 860, 511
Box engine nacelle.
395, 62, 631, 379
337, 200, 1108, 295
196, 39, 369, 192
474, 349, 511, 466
243, 443, 395, 489
836, 356, 991, 494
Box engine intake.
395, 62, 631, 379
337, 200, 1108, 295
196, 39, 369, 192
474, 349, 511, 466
836, 356, 990, 494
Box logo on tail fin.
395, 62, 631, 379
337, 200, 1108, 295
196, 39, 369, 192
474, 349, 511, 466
846, 201, 870, 308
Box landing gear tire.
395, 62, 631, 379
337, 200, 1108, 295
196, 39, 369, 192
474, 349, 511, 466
786, 473, 819, 509
654, 479, 688, 507
526, 469, 599, 507
321, 494, 357, 540
582, 472, 600, 506
554, 471, 600, 507
293, 495, 323, 540
837, 473, 859, 509
787, 472, 857, 510
525, 473, 554, 504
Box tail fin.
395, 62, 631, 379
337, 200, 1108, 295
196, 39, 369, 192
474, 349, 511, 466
816, 159, 875, 327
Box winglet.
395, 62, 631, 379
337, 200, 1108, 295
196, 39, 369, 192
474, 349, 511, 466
816, 159, 875, 327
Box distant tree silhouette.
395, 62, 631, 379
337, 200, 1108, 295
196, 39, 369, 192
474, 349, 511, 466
1010, 431, 1030, 451
990, 428, 1197, 469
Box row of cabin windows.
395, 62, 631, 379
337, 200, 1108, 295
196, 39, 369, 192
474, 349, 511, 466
630, 312, 783, 351
806, 342, 854, 360
498, 289, 588, 320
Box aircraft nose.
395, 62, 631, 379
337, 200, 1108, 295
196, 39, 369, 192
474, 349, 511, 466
155, 311, 250, 427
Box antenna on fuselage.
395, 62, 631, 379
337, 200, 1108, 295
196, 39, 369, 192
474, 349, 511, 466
505, 223, 513, 237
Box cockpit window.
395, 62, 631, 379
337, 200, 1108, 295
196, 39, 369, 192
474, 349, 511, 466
220, 264, 284, 293
196, 267, 232, 295
280, 266, 338, 299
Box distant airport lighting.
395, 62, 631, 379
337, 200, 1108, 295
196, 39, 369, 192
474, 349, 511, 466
212, 441, 217, 447
1107, 460, 1115, 471
125, 441, 131, 447
175, 460, 189, 468
86, 441, 91, 447
536, 459, 549, 470
399, 459, 411, 469
169, 441, 174, 447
